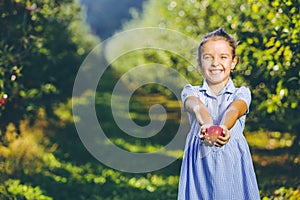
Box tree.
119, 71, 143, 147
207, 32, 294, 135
232, 0, 300, 148
112, 0, 299, 147
0, 0, 99, 131
109, 0, 245, 93
236, 1, 300, 133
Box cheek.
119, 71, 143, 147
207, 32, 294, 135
225, 61, 235, 69
200, 65, 209, 73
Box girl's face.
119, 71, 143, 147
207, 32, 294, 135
200, 39, 238, 87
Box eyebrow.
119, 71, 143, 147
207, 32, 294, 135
202, 53, 231, 56
220, 53, 230, 56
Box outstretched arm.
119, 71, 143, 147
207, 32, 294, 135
220, 99, 248, 129
215, 99, 248, 146
184, 96, 213, 138
184, 96, 213, 126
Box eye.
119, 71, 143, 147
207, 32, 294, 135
221, 55, 229, 59
203, 55, 213, 61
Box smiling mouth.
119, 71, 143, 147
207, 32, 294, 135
210, 69, 223, 74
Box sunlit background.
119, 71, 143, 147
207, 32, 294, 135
0, 0, 299, 199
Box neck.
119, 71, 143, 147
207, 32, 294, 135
209, 84, 225, 95
207, 79, 230, 95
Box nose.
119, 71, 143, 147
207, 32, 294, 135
212, 57, 220, 67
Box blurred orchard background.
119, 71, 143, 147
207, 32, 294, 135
0, 0, 299, 199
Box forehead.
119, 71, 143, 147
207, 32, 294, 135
201, 39, 232, 54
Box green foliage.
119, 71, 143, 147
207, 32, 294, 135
232, 0, 300, 133
262, 186, 300, 200
0, 97, 299, 199
0, 0, 99, 129
2, 179, 52, 200
115, 0, 300, 135
0, 0, 299, 199
0, 120, 180, 199
0, 67, 298, 199
114, 0, 246, 88
246, 130, 295, 149
0, 109, 53, 176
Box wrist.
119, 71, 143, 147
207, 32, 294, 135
219, 124, 228, 131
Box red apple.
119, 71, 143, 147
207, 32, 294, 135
205, 125, 224, 144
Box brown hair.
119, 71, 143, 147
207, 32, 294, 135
197, 27, 238, 66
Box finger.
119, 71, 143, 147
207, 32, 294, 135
217, 133, 229, 141
220, 128, 230, 140
198, 132, 205, 139
214, 140, 225, 147
214, 141, 221, 147
198, 129, 204, 139
199, 126, 208, 135
219, 125, 228, 136
219, 133, 230, 141
215, 131, 230, 147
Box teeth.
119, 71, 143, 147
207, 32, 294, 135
211, 70, 222, 74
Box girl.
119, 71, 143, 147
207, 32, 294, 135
178, 27, 260, 200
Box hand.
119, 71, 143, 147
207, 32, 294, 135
198, 124, 212, 140
214, 125, 230, 147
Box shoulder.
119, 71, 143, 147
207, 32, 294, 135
233, 86, 251, 109
182, 84, 201, 92
181, 84, 201, 102
234, 86, 251, 98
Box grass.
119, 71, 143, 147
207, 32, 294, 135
1, 68, 299, 199
245, 131, 300, 199
1, 102, 299, 199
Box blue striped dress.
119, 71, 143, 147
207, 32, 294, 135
178, 79, 260, 200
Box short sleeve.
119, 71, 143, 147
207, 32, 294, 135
233, 86, 251, 114
181, 84, 198, 104
181, 84, 199, 113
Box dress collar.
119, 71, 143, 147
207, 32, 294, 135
199, 78, 236, 97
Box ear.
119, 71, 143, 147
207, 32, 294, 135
231, 56, 239, 70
